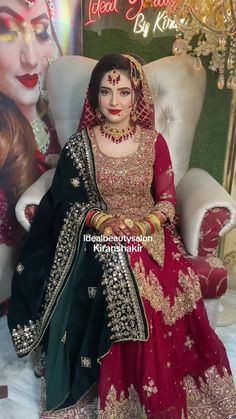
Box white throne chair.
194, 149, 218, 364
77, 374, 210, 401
14, 55, 236, 328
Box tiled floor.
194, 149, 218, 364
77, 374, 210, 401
0, 293, 236, 419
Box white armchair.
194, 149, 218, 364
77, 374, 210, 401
15, 54, 236, 328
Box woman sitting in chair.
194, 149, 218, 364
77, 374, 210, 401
8, 53, 236, 418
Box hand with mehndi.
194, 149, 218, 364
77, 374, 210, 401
98, 216, 140, 237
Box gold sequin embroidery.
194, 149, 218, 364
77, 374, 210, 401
132, 259, 202, 326
81, 357, 92, 368
142, 229, 165, 267
98, 384, 147, 419
143, 379, 158, 397
90, 128, 157, 220
16, 263, 24, 274
184, 366, 236, 418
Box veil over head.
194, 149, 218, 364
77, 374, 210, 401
78, 54, 155, 131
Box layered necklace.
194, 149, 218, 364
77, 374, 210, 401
100, 123, 137, 144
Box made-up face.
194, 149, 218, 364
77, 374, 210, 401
98, 69, 135, 128
0, 0, 52, 112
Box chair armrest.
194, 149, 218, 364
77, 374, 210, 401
176, 168, 236, 256
15, 168, 55, 231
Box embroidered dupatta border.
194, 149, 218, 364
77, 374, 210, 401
12, 130, 148, 356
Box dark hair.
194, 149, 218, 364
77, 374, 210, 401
88, 53, 131, 110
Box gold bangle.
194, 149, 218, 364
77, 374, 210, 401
90, 211, 105, 227
91, 211, 108, 228
142, 220, 151, 236
95, 214, 112, 230
90, 212, 99, 227
135, 220, 146, 236
147, 214, 161, 230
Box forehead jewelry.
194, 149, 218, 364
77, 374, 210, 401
107, 70, 121, 85
23, 0, 55, 16
24, 0, 36, 6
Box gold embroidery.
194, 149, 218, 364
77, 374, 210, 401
153, 201, 175, 222
81, 357, 92, 368
184, 366, 236, 418
166, 166, 174, 176
16, 263, 24, 274
142, 229, 165, 267
99, 384, 147, 419
206, 257, 224, 269
70, 177, 80, 188
96, 246, 148, 342
90, 128, 157, 220
88, 287, 97, 298
133, 259, 202, 326
172, 252, 181, 261
40, 378, 98, 418
143, 379, 158, 397
184, 336, 194, 349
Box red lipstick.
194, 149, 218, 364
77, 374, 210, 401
108, 109, 121, 114
16, 74, 39, 88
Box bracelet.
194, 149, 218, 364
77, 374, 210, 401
90, 211, 112, 229
146, 214, 161, 230
143, 218, 155, 234
90, 211, 101, 227
134, 220, 147, 236
91, 211, 107, 228
85, 210, 96, 226
95, 214, 112, 230
142, 220, 151, 236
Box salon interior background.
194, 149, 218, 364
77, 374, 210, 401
54, 0, 232, 184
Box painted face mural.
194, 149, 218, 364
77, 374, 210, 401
0, 0, 61, 304
0, 0, 54, 113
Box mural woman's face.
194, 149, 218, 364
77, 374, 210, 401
0, 0, 52, 111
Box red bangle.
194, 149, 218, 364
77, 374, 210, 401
85, 210, 96, 227
144, 218, 155, 234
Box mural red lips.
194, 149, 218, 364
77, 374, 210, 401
16, 73, 39, 88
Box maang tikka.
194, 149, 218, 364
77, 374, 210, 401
23, 0, 55, 17
107, 70, 121, 85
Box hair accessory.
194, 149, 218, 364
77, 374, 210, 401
100, 123, 136, 144
107, 70, 121, 85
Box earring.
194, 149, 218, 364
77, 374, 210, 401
38, 77, 49, 101
130, 103, 138, 123
95, 109, 104, 124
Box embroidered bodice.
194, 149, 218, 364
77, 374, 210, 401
90, 128, 156, 219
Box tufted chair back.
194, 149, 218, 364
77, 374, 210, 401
47, 54, 206, 185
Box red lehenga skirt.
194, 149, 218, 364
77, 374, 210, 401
41, 227, 236, 419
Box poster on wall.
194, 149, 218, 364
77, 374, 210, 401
0, 0, 81, 305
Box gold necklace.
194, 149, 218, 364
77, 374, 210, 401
100, 123, 137, 144
31, 116, 50, 153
